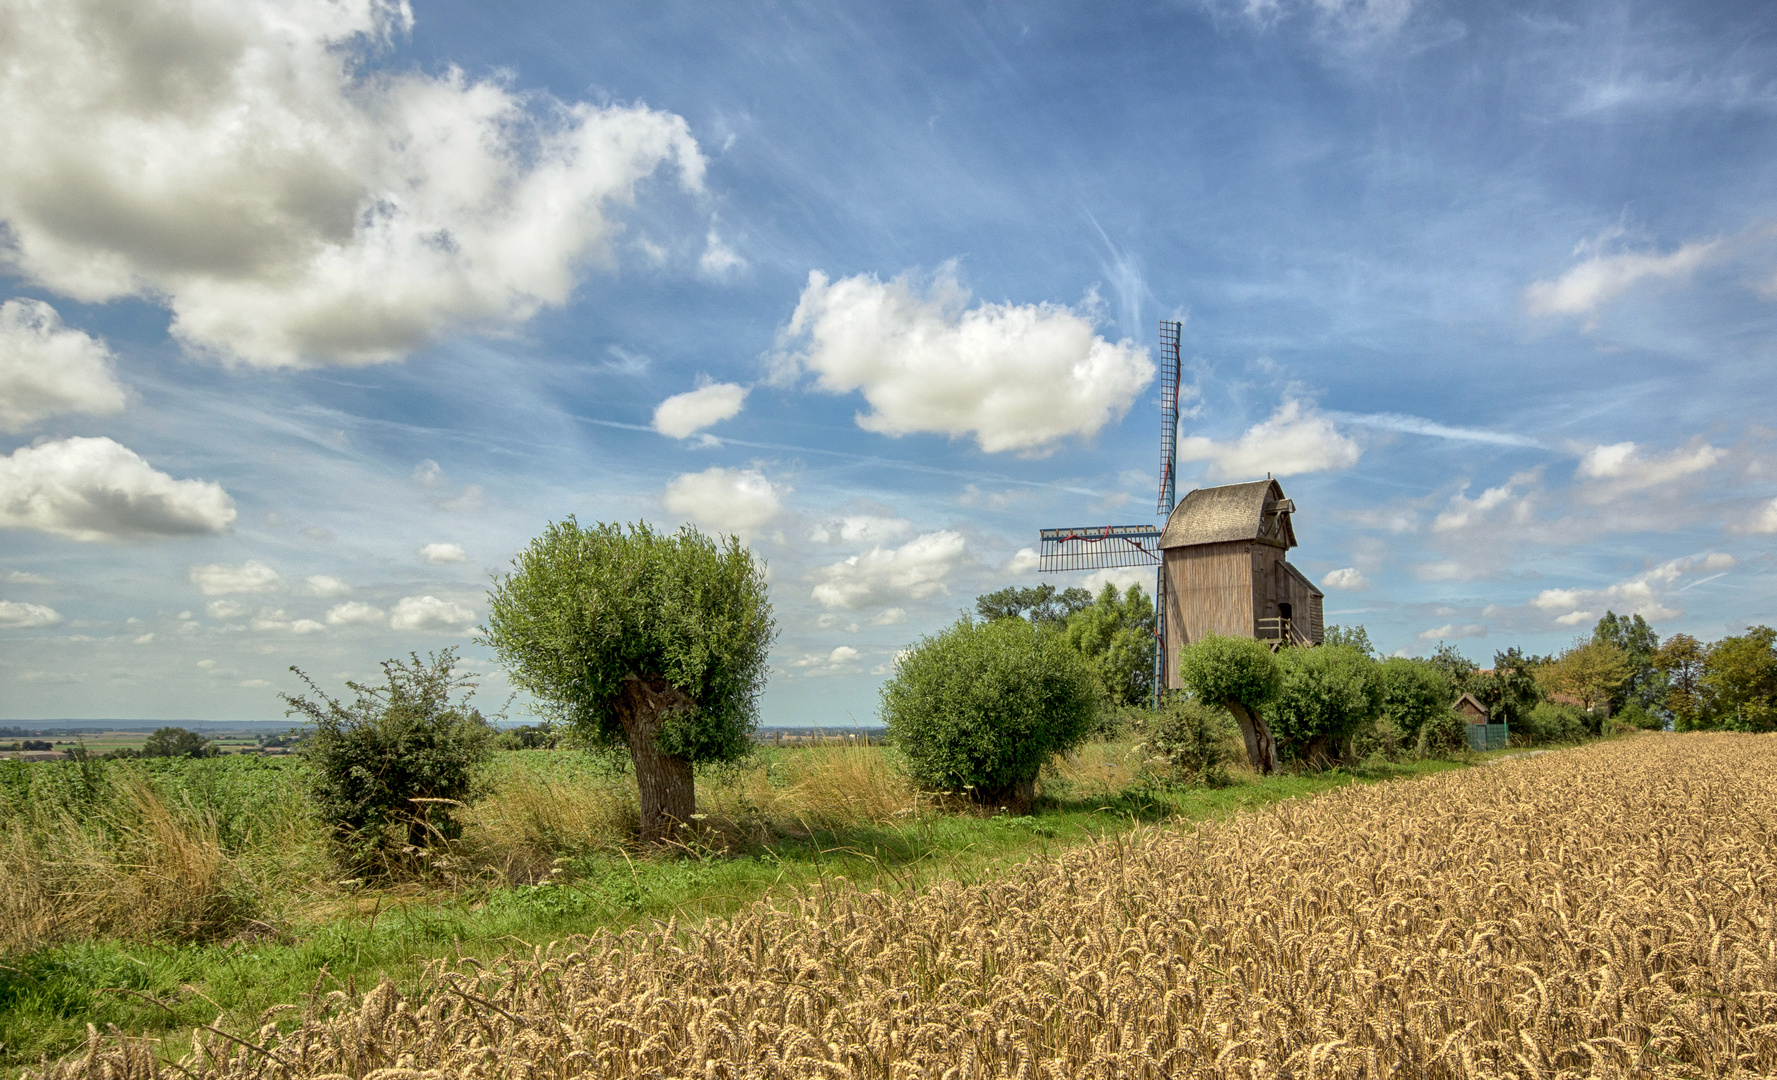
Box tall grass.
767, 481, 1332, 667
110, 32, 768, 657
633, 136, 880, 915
1, 742, 936, 944
0, 757, 329, 948
0, 733, 1263, 950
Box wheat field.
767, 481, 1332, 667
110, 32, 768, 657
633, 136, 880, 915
41, 734, 1777, 1079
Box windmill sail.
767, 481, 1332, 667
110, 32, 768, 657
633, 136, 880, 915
1157, 319, 1182, 515
1038, 525, 1162, 571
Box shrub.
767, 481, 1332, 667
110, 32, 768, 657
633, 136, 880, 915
1416, 708, 1469, 757
1614, 701, 1663, 731
1145, 695, 1235, 786
284, 649, 494, 875
1517, 701, 1590, 745
1374, 657, 1451, 743
1349, 717, 1409, 764
1264, 644, 1379, 766
881, 617, 1096, 811
1176, 635, 1283, 773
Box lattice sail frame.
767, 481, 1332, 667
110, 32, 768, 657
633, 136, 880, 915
1037, 525, 1162, 572
1157, 320, 1182, 516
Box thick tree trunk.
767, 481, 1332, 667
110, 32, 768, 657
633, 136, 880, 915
614, 677, 697, 844
1225, 700, 1277, 775
973, 776, 1036, 814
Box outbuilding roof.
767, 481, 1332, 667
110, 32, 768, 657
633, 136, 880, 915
1160, 478, 1297, 550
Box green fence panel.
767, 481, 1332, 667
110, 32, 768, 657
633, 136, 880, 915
1467, 723, 1509, 751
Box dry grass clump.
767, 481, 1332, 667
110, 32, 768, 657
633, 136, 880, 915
1, 774, 256, 946
43, 733, 1777, 1078
0, 760, 328, 948
463, 741, 922, 876
700, 740, 921, 837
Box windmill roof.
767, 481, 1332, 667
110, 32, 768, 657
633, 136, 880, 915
1160, 478, 1295, 549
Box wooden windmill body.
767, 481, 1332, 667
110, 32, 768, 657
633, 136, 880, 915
1036, 321, 1323, 703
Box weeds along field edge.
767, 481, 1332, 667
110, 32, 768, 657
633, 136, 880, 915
31, 733, 1775, 1080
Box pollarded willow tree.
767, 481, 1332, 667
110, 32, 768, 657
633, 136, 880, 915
1176, 634, 1282, 774
481, 519, 776, 842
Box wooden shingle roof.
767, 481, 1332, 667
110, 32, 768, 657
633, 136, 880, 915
1160, 478, 1297, 550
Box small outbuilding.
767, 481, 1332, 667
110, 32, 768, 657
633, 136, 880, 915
1455, 692, 1509, 751
1161, 478, 1324, 688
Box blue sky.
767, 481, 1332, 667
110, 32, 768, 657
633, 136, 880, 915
2, 0, 1774, 724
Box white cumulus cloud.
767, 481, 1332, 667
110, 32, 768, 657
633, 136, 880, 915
811, 530, 967, 610
419, 542, 467, 565
1740, 497, 1777, 535
663, 467, 784, 533
1431, 470, 1540, 533
0, 0, 705, 368
788, 644, 864, 677
1006, 548, 1042, 574
390, 595, 476, 632
0, 437, 235, 541
325, 601, 385, 626
190, 560, 281, 596
1322, 567, 1370, 591
249, 608, 322, 633
1083, 567, 1151, 594
206, 600, 249, 620
652, 382, 748, 439
808, 515, 914, 545
698, 221, 747, 278
773, 266, 1153, 454
0, 298, 127, 432
1575, 440, 1724, 496
1177, 400, 1361, 481
0, 600, 62, 628
304, 575, 352, 597
1417, 623, 1487, 642
1525, 237, 1718, 318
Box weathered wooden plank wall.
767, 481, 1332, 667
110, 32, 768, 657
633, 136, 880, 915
1163, 542, 1254, 686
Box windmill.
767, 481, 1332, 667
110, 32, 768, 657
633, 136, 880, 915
1036, 320, 1183, 707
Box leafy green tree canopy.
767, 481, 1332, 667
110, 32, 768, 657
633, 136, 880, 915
1322, 624, 1376, 657
882, 616, 1097, 811
975, 583, 1093, 626
141, 727, 213, 759
1468, 648, 1545, 730
1062, 582, 1156, 708
1654, 633, 1709, 731
1264, 644, 1379, 765
1592, 611, 1665, 714
1176, 635, 1282, 774
1700, 625, 1777, 732
1537, 640, 1632, 722
482, 519, 775, 841
1374, 657, 1450, 741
